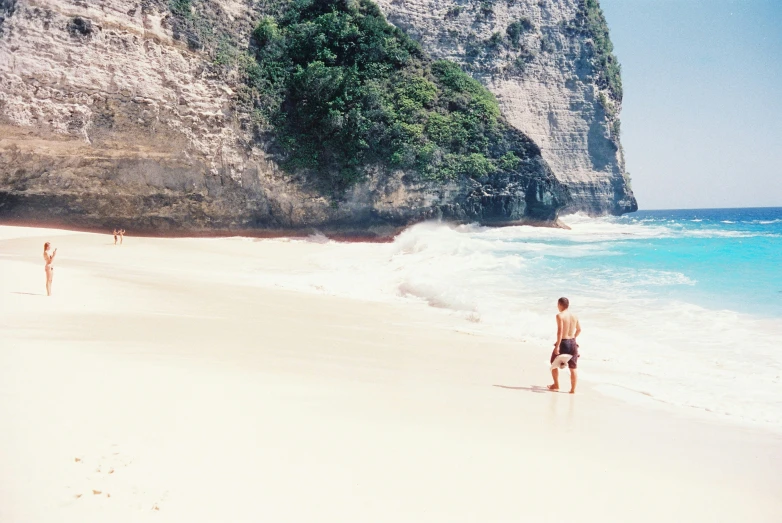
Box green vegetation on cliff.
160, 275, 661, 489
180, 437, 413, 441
243, 0, 540, 193
168, 0, 239, 54
571, 0, 622, 101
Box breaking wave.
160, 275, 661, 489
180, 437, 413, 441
250, 208, 782, 430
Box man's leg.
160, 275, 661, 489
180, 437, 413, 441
569, 369, 577, 394
548, 368, 559, 390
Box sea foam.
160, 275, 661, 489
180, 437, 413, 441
249, 209, 782, 430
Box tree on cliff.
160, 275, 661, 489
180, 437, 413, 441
242, 0, 542, 195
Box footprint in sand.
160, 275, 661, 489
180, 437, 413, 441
65, 445, 167, 511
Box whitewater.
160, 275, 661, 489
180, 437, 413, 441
244, 207, 782, 430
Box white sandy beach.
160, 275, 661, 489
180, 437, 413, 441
1, 225, 780, 522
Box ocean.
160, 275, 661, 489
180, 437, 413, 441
255, 207, 782, 430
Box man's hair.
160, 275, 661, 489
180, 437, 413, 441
558, 297, 569, 309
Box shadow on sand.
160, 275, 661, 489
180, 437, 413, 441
11, 292, 45, 296
493, 384, 553, 394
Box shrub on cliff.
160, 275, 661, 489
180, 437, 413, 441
506, 17, 533, 47
571, 0, 622, 101
244, 0, 539, 194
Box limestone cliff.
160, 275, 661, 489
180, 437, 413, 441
0, 0, 634, 236
376, 0, 637, 215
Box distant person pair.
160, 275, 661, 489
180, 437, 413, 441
113, 229, 125, 245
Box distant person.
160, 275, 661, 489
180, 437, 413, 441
113, 229, 118, 245
119, 229, 126, 245
549, 297, 581, 394
43, 242, 57, 297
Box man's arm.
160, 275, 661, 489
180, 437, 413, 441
574, 318, 581, 339
554, 315, 563, 354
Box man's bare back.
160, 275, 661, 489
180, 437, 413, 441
557, 310, 580, 340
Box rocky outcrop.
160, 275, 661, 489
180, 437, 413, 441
376, 0, 636, 215
0, 0, 632, 236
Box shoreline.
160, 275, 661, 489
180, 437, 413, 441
2, 222, 780, 431
1, 225, 780, 522
0, 216, 572, 243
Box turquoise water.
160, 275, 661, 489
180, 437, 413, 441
528, 207, 782, 318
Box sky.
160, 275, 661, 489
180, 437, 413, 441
600, 0, 782, 210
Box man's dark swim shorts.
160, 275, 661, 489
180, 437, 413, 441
550, 339, 579, 369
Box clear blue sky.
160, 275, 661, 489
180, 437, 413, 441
600, 0, 782, 210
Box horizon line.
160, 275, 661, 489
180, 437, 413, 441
633, 205, 782, 212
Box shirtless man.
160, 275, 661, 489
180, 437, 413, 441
549, 297, 581, 394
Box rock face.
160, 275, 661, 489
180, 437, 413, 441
0, 0, 633, 235
376, 0, 637, 215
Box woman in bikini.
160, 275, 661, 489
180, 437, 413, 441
113, 229, 118, 245
43, 242, 57, 296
